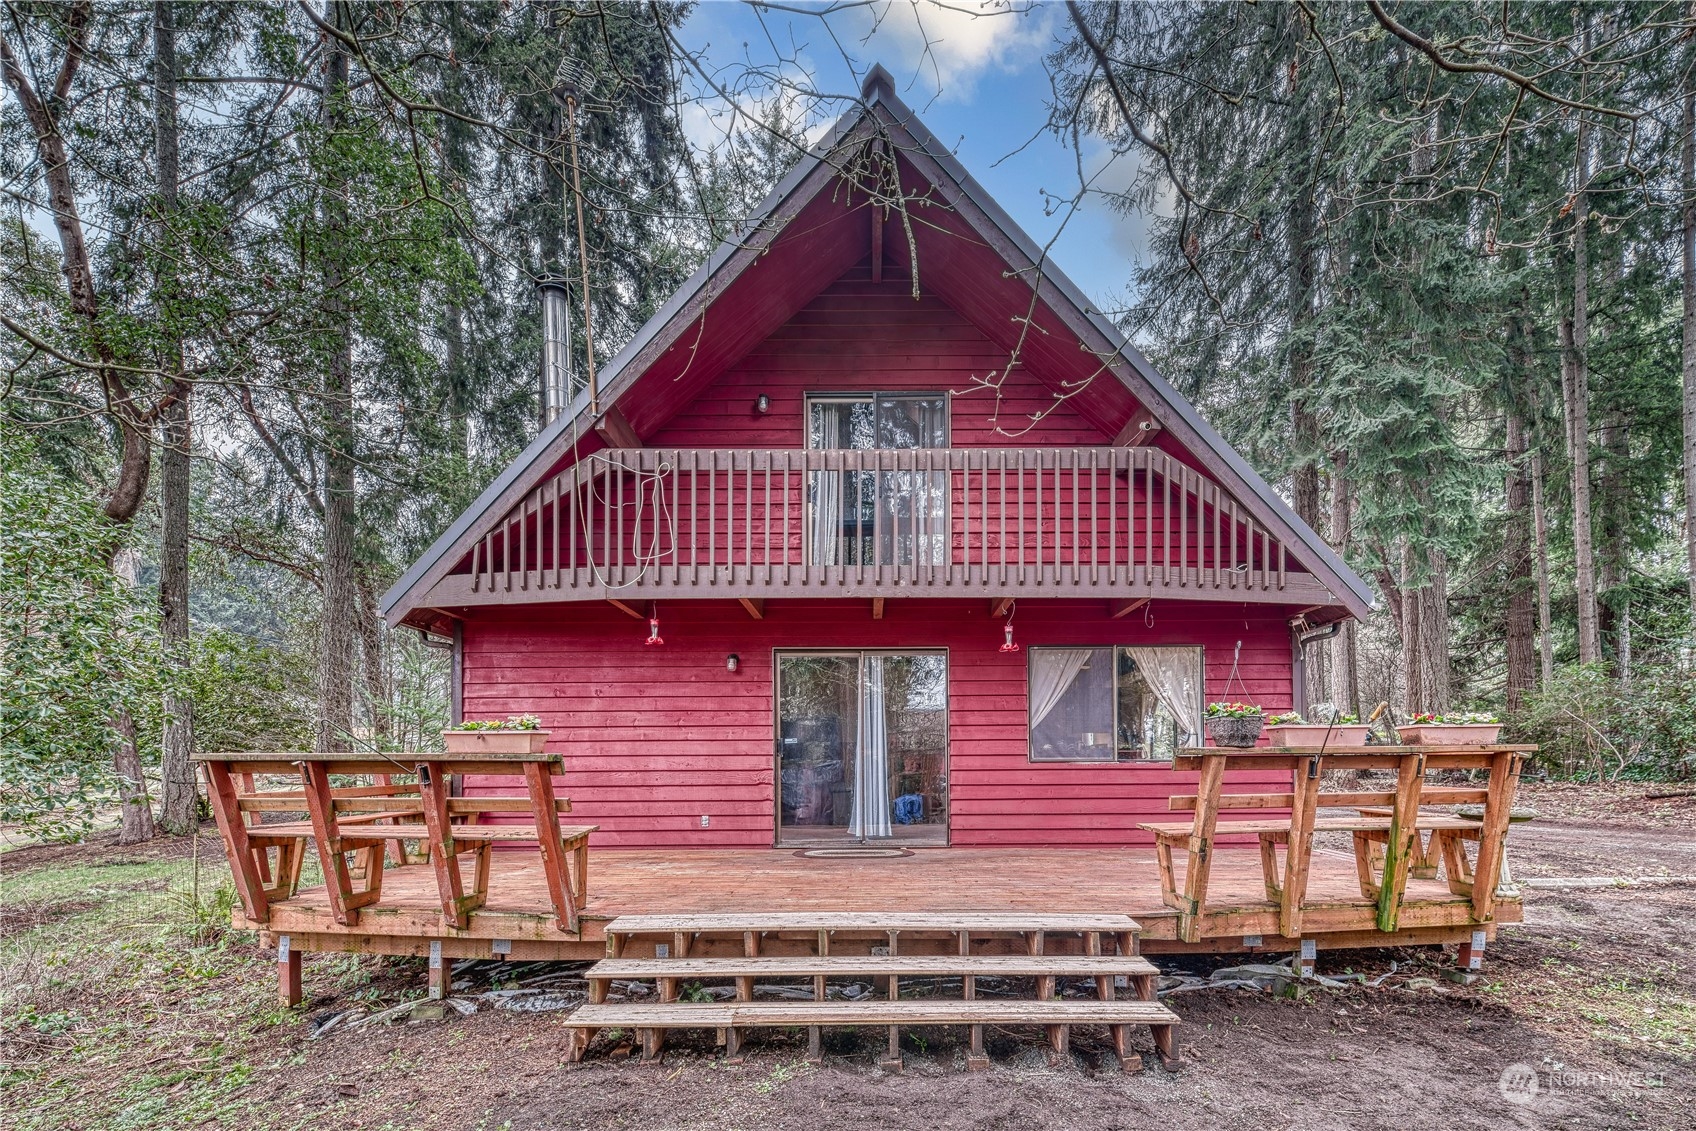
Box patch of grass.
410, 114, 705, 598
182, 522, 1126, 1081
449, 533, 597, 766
750, 1059, 811, 1095
0, 840, 335, 1129
1511, 955, 1696, 1053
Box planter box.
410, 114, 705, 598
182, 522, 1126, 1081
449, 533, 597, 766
1394, 724, 1502, 747
441, 729, 550, 755
1266, 724, 1371, 748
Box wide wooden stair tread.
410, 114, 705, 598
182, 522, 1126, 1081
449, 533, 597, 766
570, 911, 1179, 1071
568, 999, 1179, 1027
589, 954, 1160, 979
606, 912, 1142, 935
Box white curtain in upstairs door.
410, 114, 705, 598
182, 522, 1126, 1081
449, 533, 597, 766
809, 402, 843, 566
1029, 648, 1093, 727
849, 656, 892, 838
1127, 647, 1203, 739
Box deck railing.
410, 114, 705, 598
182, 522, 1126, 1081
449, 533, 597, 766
425, 446, 1332, 606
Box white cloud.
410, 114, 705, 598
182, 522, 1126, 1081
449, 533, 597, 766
840, 1, 1056, 104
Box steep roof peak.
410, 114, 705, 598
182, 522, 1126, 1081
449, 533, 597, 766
379, 79, 1375, 626
860, 63, 897, 104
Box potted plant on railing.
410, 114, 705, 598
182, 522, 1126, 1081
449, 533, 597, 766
441, 714, 549, 754
1395, 711, 1502, 746
1205, 702, 1264, 748
1264, 711, 1371, 748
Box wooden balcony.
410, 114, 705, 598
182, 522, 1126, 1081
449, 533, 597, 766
420, 446, 1340, 609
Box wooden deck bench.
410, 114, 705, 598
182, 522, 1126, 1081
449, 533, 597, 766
197, 750, 594, 933
1140, 813, 1484, 912
1144, 745, 1528, 942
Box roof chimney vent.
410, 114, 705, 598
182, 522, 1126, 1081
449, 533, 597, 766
538, 276, 573, 426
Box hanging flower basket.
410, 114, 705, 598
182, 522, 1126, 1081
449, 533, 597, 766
1205, 702, 1264, 748
442, 715, 548, 755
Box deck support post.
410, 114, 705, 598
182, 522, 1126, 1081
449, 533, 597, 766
878, 1026, 902, 1073
1457, 929, 1487, 973
277, 935, 302, 1007
428, 940, 447, 1000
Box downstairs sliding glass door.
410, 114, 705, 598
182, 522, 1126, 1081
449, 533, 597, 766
776, 651, 948, 847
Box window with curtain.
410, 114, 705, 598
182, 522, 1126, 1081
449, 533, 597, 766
806, 393, 947, 566
1028, 646, 1203, 763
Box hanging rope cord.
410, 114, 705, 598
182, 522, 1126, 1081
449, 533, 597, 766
565, 451, 678, 592
1221, 640, 1250, 704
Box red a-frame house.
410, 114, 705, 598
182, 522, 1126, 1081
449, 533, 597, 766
380, 67, 1373, 853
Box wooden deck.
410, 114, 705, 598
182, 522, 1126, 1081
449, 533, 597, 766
260, 843, 1522, 962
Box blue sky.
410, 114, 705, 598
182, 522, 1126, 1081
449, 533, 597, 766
675, 1, 1150, 314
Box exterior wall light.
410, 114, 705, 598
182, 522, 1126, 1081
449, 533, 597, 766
754, 394, 770, 414
727, 653, 740, 672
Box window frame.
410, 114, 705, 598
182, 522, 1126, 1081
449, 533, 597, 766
803, 391, 951, 450
1025, 644, 1205, 765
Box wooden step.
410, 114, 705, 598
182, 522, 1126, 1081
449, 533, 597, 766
605, 912, 1141, 937
565, 998, 1179, 1028
588, 954, 1160, 980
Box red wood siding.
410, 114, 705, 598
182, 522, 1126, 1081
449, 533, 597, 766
648, 263, 1112, 450
461, 598, 1294, 849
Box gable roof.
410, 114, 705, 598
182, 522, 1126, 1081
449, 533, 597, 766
381, 65, 1374, 628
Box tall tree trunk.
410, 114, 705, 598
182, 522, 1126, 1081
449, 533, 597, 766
1416, 547, 1451, 716
1504, 405, 1536, 711
1400, 541, 1422, 716
1682, 72, 1696, 635
1566, 124, 1601, 665
356, 568, 391, 747
112, 549, 155, 844
444, 299, 470, 464
113, 709, 156, 845
1532, 448, 1554, 684
1328, 460, 1359, 717
154, 0, 197, 835
315, 3, 356, 752
1288, 181, 1321, 530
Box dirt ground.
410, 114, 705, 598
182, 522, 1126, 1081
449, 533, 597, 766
2, 781, 1691, 1130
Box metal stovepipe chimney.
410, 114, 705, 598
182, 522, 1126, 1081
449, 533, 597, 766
538, 276, 573, 425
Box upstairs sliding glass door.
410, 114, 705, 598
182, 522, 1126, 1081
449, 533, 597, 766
776, 651, 948, 846
807, 394, 948, 568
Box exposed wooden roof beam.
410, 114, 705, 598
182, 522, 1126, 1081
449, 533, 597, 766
607, 598, 648, 620
989, 597, 1014, 618
594, 405, 643, 449
1109, 597, 1150, 619
871, 597, 885, 620
1113, 407, 1164, 447
739, 597, 765, 620
870, 219, 883, 287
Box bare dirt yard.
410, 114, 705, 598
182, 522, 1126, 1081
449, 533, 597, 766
2, 781, 1691, 1131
